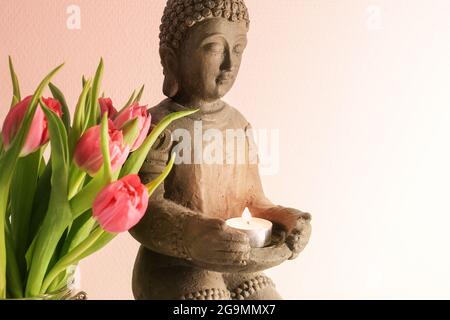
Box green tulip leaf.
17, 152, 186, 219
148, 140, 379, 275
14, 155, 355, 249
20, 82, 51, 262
25, 103, 72, 296
24, 232, 37, 273
37, 153, 46, 177
60, 211, 96, 258
134, 85, 145, 103
5, 221, 23, 298
69, 172, 107, 220
0, 63, 64, 298
120, 90, 136, 113
10, 149, 43, 277
77, 231, 116, 262
49, 82, 71, 132
41, 226, 105, 293
87, 59, 104, 127
146, 152, 176, 197
82, 88, 92, 130
8, 56, 21, 107
71, 78, 92, 153
27, 162, 52, 250
47, 228, 117, 291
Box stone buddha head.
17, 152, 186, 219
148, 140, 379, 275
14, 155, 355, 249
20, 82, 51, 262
159, 0, 250, 105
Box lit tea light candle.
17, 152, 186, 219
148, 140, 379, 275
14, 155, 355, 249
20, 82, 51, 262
226, 208, 272, 248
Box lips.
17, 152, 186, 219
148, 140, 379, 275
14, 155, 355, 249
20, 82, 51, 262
217, 74, 234, 82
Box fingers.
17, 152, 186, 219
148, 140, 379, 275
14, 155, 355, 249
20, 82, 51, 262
208, 248, 250, 266
287, 221, 312, 259
214, 234, 251, 255
299, 211, 312, 221
206, 220, 251, 244
216, 240, 251, 254
216, 250, 250, 262
291, 216, 312, 235
205, 236, 251, 265
219, 229, 250, 244
191, 218, 252, 266
204, 218, 227, 230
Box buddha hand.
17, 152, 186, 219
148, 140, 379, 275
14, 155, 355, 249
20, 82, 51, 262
184, 216, 251, 266
285, 210, 312, 260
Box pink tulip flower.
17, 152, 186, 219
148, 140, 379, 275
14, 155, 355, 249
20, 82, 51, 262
92, 174, 149, 233
1, 95, 63, 157
99, 98, 118, 119
74, 120, 130, 176
113, 103, 151, 151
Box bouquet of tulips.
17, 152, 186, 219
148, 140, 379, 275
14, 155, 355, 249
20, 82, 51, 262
0, 58, 195, 299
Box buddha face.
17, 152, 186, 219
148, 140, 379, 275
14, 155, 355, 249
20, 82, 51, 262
175, 18, 248, 103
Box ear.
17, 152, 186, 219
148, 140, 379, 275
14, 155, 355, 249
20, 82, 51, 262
160, 45, 179, 98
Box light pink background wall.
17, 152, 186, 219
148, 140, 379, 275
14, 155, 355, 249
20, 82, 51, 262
2, 0, 450, 299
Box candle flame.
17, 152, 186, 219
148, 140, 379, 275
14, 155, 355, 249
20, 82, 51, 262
242, 209, 252, 224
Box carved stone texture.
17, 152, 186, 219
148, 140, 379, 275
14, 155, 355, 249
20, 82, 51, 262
159, 0, 250, 50
130, 0, 312, 300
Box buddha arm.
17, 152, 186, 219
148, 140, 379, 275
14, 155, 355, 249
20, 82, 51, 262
244, 124, 311, 233
246, 160, 312, 261
246, 162, 311, 233
129, 129, 195, 261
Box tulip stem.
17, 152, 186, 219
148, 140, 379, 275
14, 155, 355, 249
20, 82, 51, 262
68, 165, 86, 200
0, 204, 6, 298
100, 113, 112, 181
40, 226, 105, 295
69, 172, 110, 220
5, 222, 24, 298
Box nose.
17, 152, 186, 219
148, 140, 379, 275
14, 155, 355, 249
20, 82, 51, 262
220, 47, 236, 72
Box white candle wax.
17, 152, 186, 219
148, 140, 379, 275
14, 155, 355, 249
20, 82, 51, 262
226, 210, 272, 248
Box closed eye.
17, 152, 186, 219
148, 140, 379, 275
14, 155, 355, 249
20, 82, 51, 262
204, 42, 225, 54
233, 44, 245, 55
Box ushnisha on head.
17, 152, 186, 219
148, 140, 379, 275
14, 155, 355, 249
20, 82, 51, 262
159, 0, 250, 102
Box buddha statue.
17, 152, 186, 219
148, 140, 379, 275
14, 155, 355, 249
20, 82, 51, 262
130, 0, 312, 300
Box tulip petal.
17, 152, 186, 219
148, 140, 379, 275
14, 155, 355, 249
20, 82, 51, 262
21, 105, 47, 157
1, 96, 32, 149
93, 174, 148, 233
131, 112, 152, 151
74, 121, 130, 177
99, 98, 118, 119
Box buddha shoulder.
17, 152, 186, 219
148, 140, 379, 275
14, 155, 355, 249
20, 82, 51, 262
148, 98, 174, 124
222, 102, 251, 130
